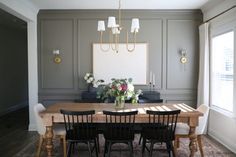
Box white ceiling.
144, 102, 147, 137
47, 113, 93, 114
30, 0, 210, 10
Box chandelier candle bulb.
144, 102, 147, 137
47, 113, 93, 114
97, 21, 105, 31
131, 18, 140, 33
107, 16, 116, 28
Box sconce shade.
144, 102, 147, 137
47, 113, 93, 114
131, 18, 140, 33
107, 16, 117, 28
53, 50, 60, 55
97, 21, 105, 31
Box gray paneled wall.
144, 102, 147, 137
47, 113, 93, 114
38, 10, 202, 108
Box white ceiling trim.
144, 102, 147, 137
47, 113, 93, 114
29, 0, 210, 10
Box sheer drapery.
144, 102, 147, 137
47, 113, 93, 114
197, 23, 210, 134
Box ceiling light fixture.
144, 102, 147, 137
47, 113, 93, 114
97, 0, 140, 53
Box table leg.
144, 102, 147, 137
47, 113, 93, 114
45, 126, 54, 157
189, 126, 198, 157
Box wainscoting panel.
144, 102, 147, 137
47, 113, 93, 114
77, 19, 98, 90
40, 19, 75, 89
166, 20, 199, 90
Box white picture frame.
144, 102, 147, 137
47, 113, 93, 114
93, 43, 148, 85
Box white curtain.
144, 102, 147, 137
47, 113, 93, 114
197, 23, 210, 107
197, 23, 210, 134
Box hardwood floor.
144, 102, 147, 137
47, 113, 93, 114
0, 107, 36, 157
0, 107, 235, 157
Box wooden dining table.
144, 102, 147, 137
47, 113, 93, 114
40, 103, 203, 157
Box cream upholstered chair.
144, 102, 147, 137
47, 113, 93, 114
34, 103, 66, 157
174, 104, 209, 157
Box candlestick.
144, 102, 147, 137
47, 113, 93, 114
152, 74, 155, 86
149, 71, 152, 84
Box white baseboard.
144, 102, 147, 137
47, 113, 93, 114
0, 101, 28, 116
208, 129, 236, 154
28, 123, 37, 131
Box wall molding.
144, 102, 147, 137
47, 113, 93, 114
0, 101, 28, 117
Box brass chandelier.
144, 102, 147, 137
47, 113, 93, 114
97, 0, 140, 53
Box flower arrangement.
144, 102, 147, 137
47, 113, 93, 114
97, 78, 142, 105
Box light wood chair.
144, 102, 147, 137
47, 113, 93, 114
174, 104, 209, 157
34, 103, 66, 157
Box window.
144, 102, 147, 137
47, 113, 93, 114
211, 31, 234, 112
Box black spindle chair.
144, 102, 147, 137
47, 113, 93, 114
141, 110, 181, 157
60, 109, 99, 157
103, 110, 138, 157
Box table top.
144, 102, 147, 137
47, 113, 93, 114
41, 103, 203, 126
42, 103, 202, 116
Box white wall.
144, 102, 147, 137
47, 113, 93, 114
201, 0, 236, 153
0, 0, 39, 130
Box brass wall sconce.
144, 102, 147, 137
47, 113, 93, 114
53, 49, 62, 64
180, 49, 187, 64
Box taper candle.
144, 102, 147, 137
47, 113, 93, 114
150, 71, 152, 83
153, 74, 155, 86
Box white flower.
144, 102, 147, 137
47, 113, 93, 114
89, 77, 94, 82
84, 76, 88, 80
93, 82, 98, 88
85, 73, 90, 77
128, 83, 134, 92
87, 79, 91, 83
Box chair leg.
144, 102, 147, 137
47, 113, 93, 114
170, 141, 176, 157
60, 135, 67, 157
35, 135, 44, 157
149, 141, 154, 157
128, 141, 133, 157
139, 134, 142, 145
197, 135, 204, 157
94, 138, 99, 157
97, 134, 100, 153
67, 142, 72, 157
87, 141, 92, 157
107, 141, 112, 157
166, 142, 171, 157
174, 137, 178, 156
104, 140, 108, 157
142, 138, 146, 155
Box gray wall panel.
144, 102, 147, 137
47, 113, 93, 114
167, 20, 199, 90
40, 19, 74, 89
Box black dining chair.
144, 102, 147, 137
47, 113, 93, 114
103, 110, 138, 157
141, 110, 181, 157
60, 109, 99, 157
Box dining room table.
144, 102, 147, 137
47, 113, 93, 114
40, 102, 203, 157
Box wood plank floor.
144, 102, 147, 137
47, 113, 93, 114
0, 107, 36, 157
0, 107, 235, 157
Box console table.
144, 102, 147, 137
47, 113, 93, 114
76, 91, 163, 103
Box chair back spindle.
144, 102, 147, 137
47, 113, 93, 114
103, 110, 138, 141
60, 110, 96, 141
145, 110, 181, 142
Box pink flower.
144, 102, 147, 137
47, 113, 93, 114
121, 84, 127, 91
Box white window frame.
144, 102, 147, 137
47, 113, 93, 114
210, 23, 236, 117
